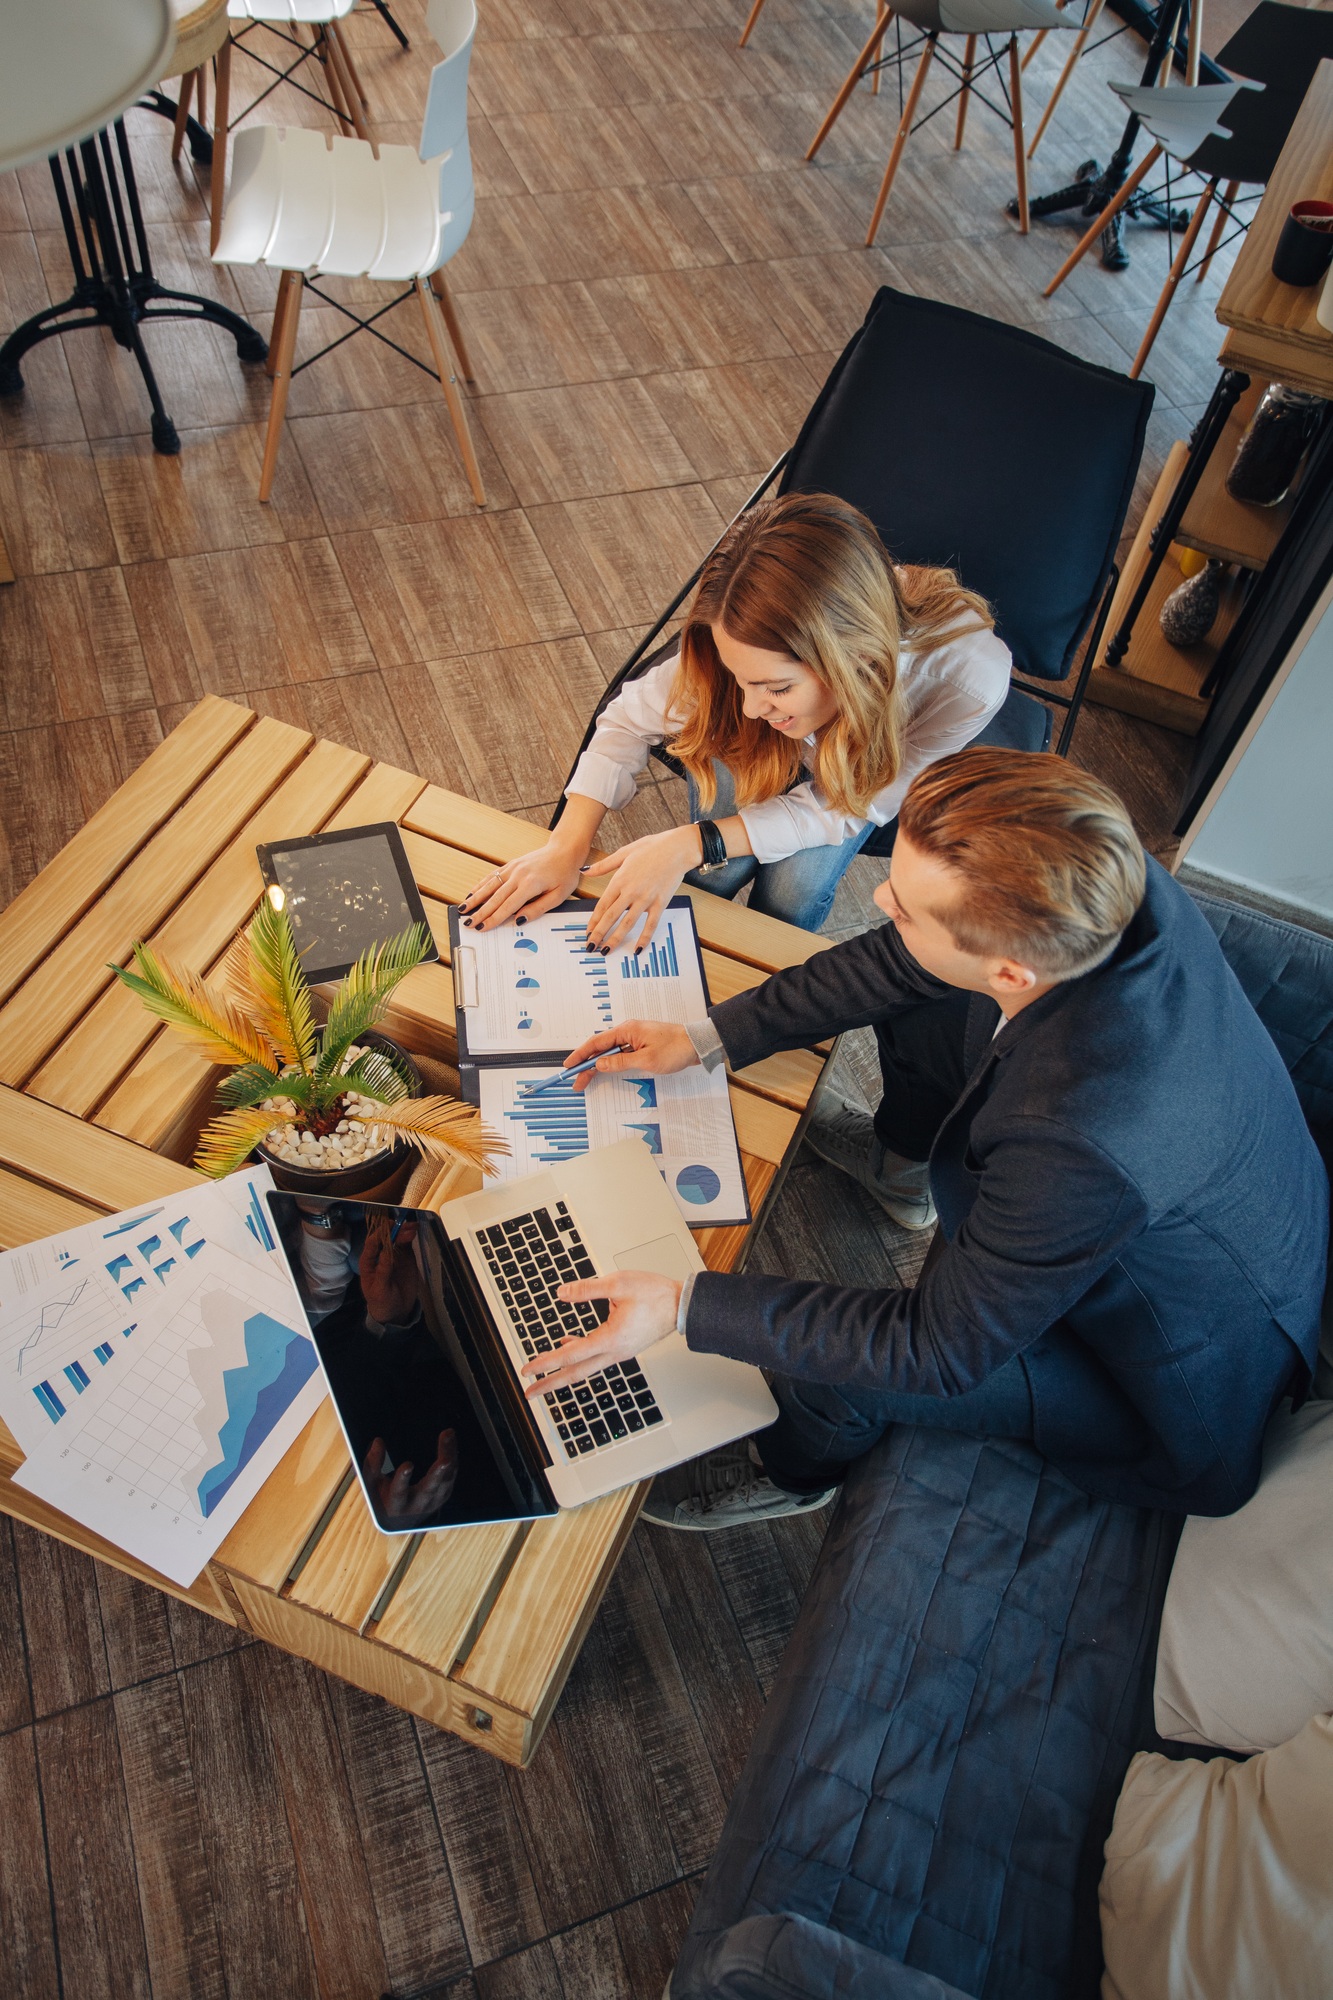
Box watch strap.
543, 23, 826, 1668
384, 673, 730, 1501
696, 818, 727, 870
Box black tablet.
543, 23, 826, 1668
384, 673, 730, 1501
255, 823, 438, 984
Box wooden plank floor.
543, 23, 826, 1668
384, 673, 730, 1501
0, 0, 1243, 1991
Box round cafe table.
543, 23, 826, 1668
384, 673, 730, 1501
0, 0, 265, 455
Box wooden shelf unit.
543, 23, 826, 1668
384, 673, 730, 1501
1175, 378, 1297, 570
1087, 445, 1250, 737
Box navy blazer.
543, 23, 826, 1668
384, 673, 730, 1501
689, 862, 1329, 1514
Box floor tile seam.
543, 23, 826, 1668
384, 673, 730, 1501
12, 1654, 252, 1734
462, 1866, 709, 1978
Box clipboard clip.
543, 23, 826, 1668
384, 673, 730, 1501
453, 946, 479, 1012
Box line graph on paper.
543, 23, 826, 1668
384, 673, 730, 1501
0, 1271, 143, 1454
26, 1242, 320, 1555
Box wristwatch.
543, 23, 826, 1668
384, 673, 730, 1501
695, 819, 728, 874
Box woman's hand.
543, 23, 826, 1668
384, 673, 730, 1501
582, 826, 702, 952
459, 836, 585, 931
520, 1271, 682, 1397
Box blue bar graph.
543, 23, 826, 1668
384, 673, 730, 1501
34, 1380, 66, 1423
552, 921, 615, 1023
506, 1078, 590, 1163
620, 921, 680, 981
94, 1342, 115, 1365
63, 1359, 91, 1394
245, 1183, 275, 1252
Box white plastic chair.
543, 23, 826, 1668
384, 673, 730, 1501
190, 0, 374, 254
806, 0, 1076, 245
212, 0, 484, 506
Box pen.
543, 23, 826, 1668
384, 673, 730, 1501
521, 1049, 629, 1095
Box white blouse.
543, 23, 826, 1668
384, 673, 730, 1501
566, 623, 1013, 865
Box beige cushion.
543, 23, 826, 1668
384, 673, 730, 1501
1153, 1400, 1333, 1753
1100, 1713, 1333, 2000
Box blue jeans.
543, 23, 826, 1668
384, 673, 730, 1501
683, 760, 877, 934
757, 1355, 1035, 1495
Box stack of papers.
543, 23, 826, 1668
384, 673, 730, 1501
451, 898, 749, 1227
0, 1167, 325, 1587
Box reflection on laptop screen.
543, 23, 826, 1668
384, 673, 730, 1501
268, 1192, 548, 1534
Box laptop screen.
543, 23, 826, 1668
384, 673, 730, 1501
267, 1192, 555, 1534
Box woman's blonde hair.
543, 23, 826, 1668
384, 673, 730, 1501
669, 492, 994, 817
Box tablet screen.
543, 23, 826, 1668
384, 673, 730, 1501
257, 824, 437, 983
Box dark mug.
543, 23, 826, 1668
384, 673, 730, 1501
1271, 199, 1333, 287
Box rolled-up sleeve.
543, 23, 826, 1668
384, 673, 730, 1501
566, 653, 681, 812
737, 623, 1012, 864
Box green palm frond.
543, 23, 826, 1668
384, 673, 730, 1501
346, 1095, 508, 1171
194, 1103, 296, 1179
215, 1062, 286, 1111
339, 1046, 414, 1105
318, 923, 431, 1078
111, 946, 278, 1069
227, 898, 318, 1073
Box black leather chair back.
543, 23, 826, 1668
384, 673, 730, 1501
779, 287, 1153, 684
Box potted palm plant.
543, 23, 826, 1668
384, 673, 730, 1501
112, 897, 503, 1197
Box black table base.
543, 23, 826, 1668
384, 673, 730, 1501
0, 120, 266, 456
1020, 0, 1215, 271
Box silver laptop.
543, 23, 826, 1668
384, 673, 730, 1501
268, 1139, 775, 1530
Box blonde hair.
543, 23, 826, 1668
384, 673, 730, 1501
669, 493, 994, 818
898, 748, 1147, 978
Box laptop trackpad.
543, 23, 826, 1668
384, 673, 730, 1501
614, 1236, 695, 1281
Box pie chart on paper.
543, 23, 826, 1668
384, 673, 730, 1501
675, 1164, 721, 1206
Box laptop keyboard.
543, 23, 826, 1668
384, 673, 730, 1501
475, 1201, 665, 1458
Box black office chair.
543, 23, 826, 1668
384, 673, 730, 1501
552, 288, 1154, 855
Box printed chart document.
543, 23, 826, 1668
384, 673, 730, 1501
0, 1168, 326, 1587
450, 897, 749, 1227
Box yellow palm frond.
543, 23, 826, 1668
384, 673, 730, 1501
347, 1096, 509, 1171
225, 898, 318, 1072
194, 1102, 295, 1179
111, 944, 278, 1069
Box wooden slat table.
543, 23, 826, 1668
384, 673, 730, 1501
0, 695, 832, 1766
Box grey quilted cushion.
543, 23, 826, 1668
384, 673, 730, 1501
673, 1428, 1181, 2000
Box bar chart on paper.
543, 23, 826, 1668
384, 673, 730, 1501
16, 1240, 326, 1588
455, 898, 710, 1056
480, 1064, 748, 1225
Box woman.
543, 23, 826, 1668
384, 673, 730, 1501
461, 492, 1011, 943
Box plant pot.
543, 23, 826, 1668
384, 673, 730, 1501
255, 1032, 423, 1201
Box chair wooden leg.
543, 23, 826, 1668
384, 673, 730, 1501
738, 0, 769, 48
955, 36, 976, 149
429, 269, 476, 382
807, 9, 895, 161
1028, 0, 1104, 159
195, 62, 207, 130
873, 0, 888, 91
259, 272, 303, 503
333, 20, 372, 111
171, 71, 195, 164
209, 35, 231, 256
266, 267, 296, 378
866, 36, 934, 244
1196, 177, 1237, 283
1043, 142, 1162, 296
315, 26, 356, 136
1186, 0, 1203, 84
1008, 36, 1029, 234
416, 277, 485, 507
325, 24, 373, 147
1022, 28, 1047, 70
1130, 179, 1216, 379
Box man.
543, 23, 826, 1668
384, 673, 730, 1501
522, 750, 1328, 1528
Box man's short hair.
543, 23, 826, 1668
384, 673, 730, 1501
898, 748, 1147, 979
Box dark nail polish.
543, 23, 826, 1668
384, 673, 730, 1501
515, 915, 526, 925
462, 918, 473, 928
599, 946, 610, 956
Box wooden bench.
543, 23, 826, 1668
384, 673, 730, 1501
0, 695, 833, 1765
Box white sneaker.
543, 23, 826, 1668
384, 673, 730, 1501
804, 1090, 937, 1230
641, 1439, 837, 1532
